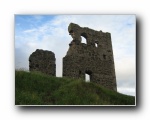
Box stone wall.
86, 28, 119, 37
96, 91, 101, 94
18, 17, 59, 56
29, 49, 56, 76
63, 23, 117, 91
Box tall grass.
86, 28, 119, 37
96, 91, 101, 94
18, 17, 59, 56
15, 71, 135, 105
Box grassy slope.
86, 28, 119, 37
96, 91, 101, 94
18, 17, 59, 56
15, 71, 135, 105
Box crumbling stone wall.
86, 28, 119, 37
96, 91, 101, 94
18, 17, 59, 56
63, 23, 117, 91
29, 49, 56, 76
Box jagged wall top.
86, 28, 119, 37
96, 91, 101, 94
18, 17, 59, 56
68, 23, 111, 47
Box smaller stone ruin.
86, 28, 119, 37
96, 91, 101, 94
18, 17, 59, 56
29, 49, 56, 76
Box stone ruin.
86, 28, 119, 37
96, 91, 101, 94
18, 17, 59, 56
29, 23, 117, 91
29, 49, 56, 76
63, 23, 117, 91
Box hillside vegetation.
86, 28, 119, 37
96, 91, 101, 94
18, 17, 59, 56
15, 71, 135, 105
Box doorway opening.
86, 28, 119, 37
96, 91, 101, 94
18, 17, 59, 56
85, 70, 92, 82
85, 73, 90, 82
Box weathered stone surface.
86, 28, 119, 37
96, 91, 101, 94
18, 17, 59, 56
63, 23, 117, 91
29, 49, 56, 76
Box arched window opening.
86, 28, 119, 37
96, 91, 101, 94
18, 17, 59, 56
81, 36, 87, 44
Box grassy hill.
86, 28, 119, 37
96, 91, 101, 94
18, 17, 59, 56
15, 70, 135, 105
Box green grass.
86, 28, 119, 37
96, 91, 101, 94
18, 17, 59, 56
15, 70, 135, 105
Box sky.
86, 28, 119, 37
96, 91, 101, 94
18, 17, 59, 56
15, 15, 136, 96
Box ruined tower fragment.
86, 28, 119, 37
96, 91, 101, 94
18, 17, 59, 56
63, 23, 117, 91
29, 49, 56, 76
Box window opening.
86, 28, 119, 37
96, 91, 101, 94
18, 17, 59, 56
81, 36, 86, 44
103, 54, 106, 59
95, 43, 98, 47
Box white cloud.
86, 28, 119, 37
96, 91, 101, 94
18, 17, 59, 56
33, 15, 44, 21
117, 87, 135, 96
23, 28, 37, 33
